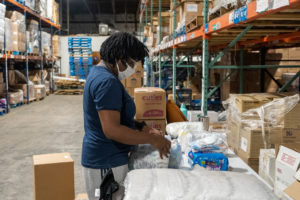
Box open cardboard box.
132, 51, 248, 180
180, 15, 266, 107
284, 169, 300, 200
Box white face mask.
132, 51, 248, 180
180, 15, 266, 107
116, 61, 137, 80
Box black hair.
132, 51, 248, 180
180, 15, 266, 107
100, 32, 149, 67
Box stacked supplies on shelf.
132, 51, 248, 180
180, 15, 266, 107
27, 19, 39, 54
25, 0, 35, 10
0, 3, 5, 50
5, 18, 12, 51
68, 37, 92, 79
6, 11, 26, 52
42, 31, 51, 57
52, 35, 60, 57
52, 0, 59, 25
35, 0, 47, 18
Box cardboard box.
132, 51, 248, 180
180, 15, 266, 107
8, 90, 23, 104
239, 157, 259, 172
284, 179, 300, 200
281, 128, 300, 143
227, 119, 241, 153
126, 87, 134, 98
8, 70, 15, 86
134, 62, 144, 78
259, 149, 276, 187
126, 76, 142, 88
235, 94, 278, 113
121, 79, 126, 87
0, 72, 3, 83
134, 87, 166, 120
34, 84, 46, 100
0, 83, 5, 94
283, 104, 300, 129
274, 146, 300, 199
33, 152, 75, 200
192, 92, 201, 100
144, 119, 166, 135
13, 84, 35, 100
238, 127, 281, 159
75, 193, 88, 200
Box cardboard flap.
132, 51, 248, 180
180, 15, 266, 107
284, 181, 300, 200
277, 146, 300, 171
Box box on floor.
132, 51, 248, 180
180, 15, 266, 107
34, 85, 46, 100
284, 168, 300, 200
134, 87, 166, 120
12, 84, 35, 101
275, 145, 300, 199
33, 152, 75, 200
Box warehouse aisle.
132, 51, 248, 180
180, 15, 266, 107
0, 95, 85, 200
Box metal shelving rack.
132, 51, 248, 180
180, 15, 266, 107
139, 0, 300, 116
0, 0, 61, 113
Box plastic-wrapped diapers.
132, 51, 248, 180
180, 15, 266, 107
6, 11, 26, 52
27, 19, 39, 54
128, 144, 169, 170
0, 3, 5, 50
124, 168, 279, 200
166, 122, 208, 139
42, 31, 51, 56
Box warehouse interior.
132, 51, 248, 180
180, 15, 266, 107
0, 0, 300, 200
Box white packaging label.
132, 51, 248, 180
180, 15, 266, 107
186, 4, 198, 12
241, 137, 248, 152
37, 89, 41, 94
95, 188, 100, 197
229, 12, 234, 23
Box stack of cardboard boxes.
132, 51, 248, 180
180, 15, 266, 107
226, 93, 300, 172
122, 62, 144, 98
134, 87, 167, 135
6, 11, 26, 52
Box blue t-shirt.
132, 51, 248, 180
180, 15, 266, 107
81, 66, 136, 169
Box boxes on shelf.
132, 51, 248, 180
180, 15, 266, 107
25, 0, 35, 10
52, 35, 60, 57
134, 87, 166, 120
0, 72, 3, 83
5, 18, 12, 51
35, 0, 47, 18
45, 81, 50, 94
27, 19, 39, 54
259, 149, 276, 187
46, 0, 53, 20
12, 84, 35, 101
34, 85, 46, 100
6, 11, 26, 52
274, 145, 300, 199
0, 4, 5, 50
33, 152, 75, 200
8, 90, 24, 105
42, 31, 51, 57
52, 0, 59, 25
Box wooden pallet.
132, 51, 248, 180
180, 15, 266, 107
55, 89, 83, 95
24, 98, 36, 104
186, 16, 204, 33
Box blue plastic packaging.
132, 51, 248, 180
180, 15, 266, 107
188, 151, 229, 171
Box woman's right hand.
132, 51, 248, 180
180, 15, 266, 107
150, 134, 171, 159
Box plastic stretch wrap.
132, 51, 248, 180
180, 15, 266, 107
35, 0, 47, 18
42, 31, 51, 56
8, 90, 24, 105
168, 140, 182, 169
34, 84, 46, 99
5, 18, 12, 51
128, 144, 169, 170
124, 168, 279, 200
46, 0, 53, 20
25, 0, 35, 10
0, 4, 5, 50
166, 122, 209, 139
6, 11, 26, 52
27, 20, 39, 54
52, 0, 59, 25
52, 35, 60, 57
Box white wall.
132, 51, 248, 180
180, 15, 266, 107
60, 36, 109, 76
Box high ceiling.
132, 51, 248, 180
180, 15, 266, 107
61, 0, 140, 34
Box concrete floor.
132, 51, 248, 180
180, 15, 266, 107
0, 95, 86, 200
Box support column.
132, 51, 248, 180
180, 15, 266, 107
172, 0, 177, 101
260, 48, 266, 92
239, 48, 244, 94
158, 0, 162, 88
201, 0, 209, 116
